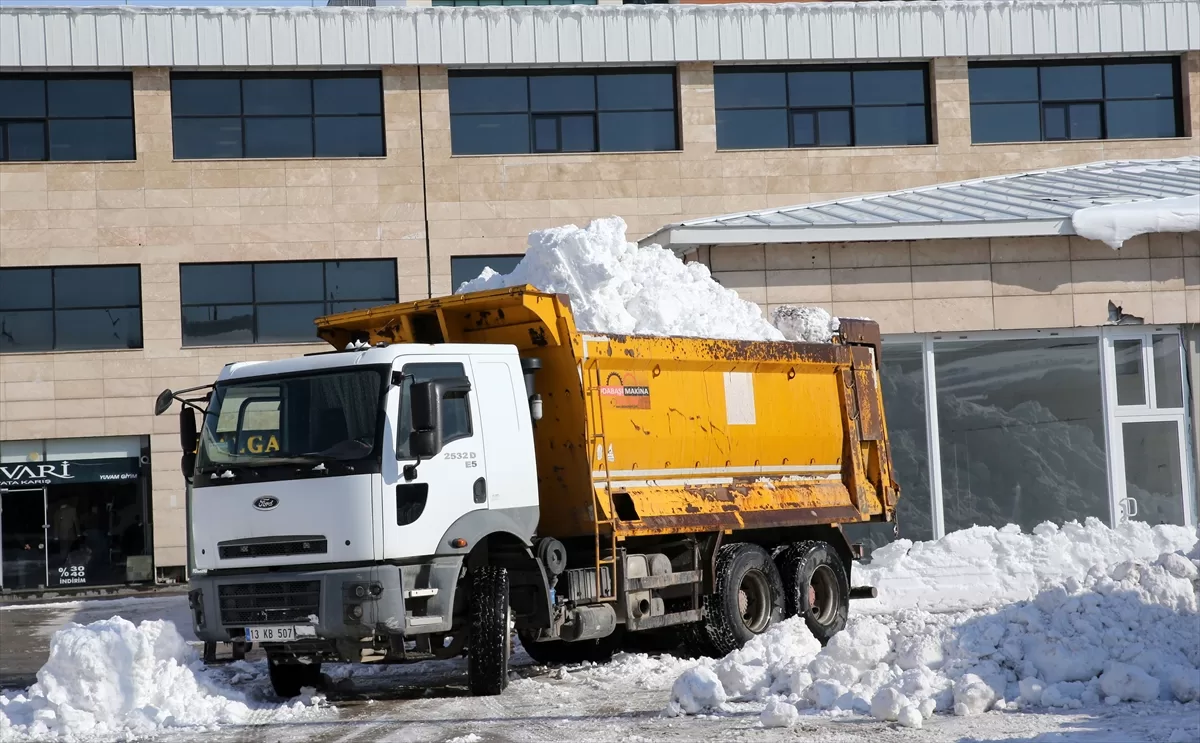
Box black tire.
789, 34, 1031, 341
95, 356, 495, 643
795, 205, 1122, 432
267, 658, 323, 699
517, 630, 617, 665
776, 540, 850, 645
696, 542, 785, 657
468, 566, 512, 696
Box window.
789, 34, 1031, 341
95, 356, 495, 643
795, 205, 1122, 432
197, 369, 386, 476
170, 73, 384, 159
0, 74, 134, 162
0, 266, 142, 353
968, 59, 1182, 143
714, 65, 930, 151
451, 255, 524, 292
449, 69, 678, 155
179, 260, 397, 346
935, 338, 1109, 533
397, 363, 473, 459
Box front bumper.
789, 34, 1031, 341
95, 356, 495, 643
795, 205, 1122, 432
189, 559, 461, 644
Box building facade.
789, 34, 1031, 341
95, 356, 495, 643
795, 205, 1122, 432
0, 2, 1198, 590
646, 158, 1200, 552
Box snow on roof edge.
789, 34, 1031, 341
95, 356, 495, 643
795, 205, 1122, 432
643, 157, 1200, 251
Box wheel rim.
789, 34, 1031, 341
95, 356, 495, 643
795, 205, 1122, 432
808, 565, 838, 625
737, 569, 772, 634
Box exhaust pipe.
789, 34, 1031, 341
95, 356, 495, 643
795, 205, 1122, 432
849, 586, 878, 600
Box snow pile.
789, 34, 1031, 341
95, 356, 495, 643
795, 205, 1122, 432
771, 305, 840, 344
1072, 195, 1199, 250
855, 517, 1198, 612
457, 217, 784, 341
0, 618, 331, 741
668, 527, 1200, 732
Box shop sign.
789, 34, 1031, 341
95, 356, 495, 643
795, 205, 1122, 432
0, 457, 141, 488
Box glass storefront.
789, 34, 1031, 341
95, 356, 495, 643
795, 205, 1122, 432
0, 437, 152, 592
934, 338, 1110, 533
860, 327, 1196, 556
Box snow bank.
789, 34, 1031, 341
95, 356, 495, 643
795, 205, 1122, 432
1072, 196, 1199, 250
457, 217, 784, 341
855, 517, 1197, 612
0, 618, 331, 742
668, 524, 1200, 733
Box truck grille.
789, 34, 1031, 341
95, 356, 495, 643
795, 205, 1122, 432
217, 581, 320, 626
217, 537, 327, 560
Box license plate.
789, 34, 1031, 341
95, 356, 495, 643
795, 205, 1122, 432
244, 624, 316, 643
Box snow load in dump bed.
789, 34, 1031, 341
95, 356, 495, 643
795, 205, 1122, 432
315, 285, 878, 354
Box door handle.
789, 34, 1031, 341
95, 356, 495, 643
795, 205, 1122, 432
473, 477, 487, 504
1120, 497, 1139, 519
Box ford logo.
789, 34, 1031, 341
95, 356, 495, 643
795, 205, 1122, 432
253, 496, 279, 511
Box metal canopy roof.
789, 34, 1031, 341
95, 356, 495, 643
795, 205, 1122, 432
643, 157, 1200, 251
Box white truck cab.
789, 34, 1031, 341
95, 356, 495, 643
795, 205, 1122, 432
170, 343, 541, 696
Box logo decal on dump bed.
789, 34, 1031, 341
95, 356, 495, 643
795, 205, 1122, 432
600, 372, 651, 410
253, 496, 279, 511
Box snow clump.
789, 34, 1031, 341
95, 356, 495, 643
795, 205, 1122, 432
458, 217, 797, 341
0, 618, 331, 742
667, 520, 1200, 732
771, 305, 840, 344
1072, 195, 1199, 250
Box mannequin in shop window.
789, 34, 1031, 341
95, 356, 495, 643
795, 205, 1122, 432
66, 537, 91, 569
121, 516, 145, 559
52, 501, 80, 557
84, 504, 108, 564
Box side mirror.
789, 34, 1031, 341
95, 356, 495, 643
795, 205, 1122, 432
154, 389, 174, 416
410, 380, 440, 434
409, 430, 441, 460
407, 377, 471, 461
180, 407, 198, 463
180, 451, 196, 480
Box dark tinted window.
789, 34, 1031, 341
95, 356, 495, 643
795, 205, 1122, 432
969, 58, 1183, 143
449, 69, 677, 155
179, 260, 397, 347
0, 266, 142, 353
171, 73, 384, 159
450, 255, 524, 291
0, 74, 134, 162
714, 65, 930, 150
397, 362, 472, 460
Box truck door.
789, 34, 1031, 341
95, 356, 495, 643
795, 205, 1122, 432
471, 357, 539, 518
381, 357, 486, 559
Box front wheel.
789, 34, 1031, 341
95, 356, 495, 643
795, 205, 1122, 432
467, 566, 512, 696
776, 540, 849, 645
267, 658, 323, 699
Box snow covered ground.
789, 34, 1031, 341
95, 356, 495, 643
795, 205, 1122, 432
2, 519, 1197, 743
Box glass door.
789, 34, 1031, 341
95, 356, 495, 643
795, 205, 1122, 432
0, 487, 49, 591
1102, 329, 1195, 526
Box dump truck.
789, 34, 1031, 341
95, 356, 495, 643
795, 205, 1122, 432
155, 286, 898, 698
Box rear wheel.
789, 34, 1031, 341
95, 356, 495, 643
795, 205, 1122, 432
776, 540, 849, 645
467, 566, 512, 696
694, 542, 785, 657
267, 658, 323, 699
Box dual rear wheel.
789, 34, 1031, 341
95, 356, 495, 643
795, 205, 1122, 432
686, 540, 849, 657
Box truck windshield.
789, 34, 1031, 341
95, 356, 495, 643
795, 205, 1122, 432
196, 368, 385, 472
